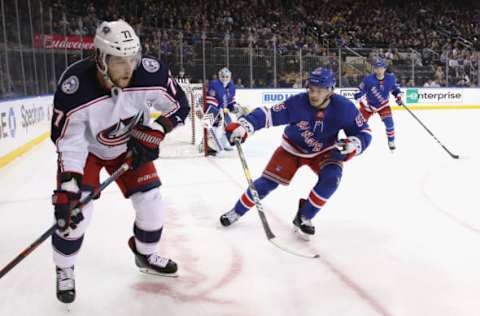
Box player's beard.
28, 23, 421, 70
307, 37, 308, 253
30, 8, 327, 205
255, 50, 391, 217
111, 73, 132, 88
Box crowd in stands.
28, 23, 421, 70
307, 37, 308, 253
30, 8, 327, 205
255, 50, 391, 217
1, 0, 480, 96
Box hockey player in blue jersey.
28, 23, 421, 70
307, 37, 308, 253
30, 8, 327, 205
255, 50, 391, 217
219, 68, 372, 240
202, 67, 249, 155
354, 58, 403, 151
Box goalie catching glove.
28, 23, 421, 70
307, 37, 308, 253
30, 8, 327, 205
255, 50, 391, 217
128, 116, 173, 169
225, 118, 254, 145
330, 136, 362, 161
52, 172, 84, 234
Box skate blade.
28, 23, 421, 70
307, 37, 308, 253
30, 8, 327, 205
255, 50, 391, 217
139, 268, 179, 278
59, 303, 72, 312
292, 227, 311, 241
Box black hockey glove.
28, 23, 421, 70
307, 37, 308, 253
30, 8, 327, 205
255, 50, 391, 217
52, 172, 84, 233
128, 116, 173, 169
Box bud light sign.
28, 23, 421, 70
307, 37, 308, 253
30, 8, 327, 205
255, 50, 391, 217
262, 91, 298, 104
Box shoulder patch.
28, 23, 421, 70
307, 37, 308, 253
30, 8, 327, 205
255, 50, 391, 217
61, 75, 80, 94
208, 89, 216, 97
142, 58, 160, 73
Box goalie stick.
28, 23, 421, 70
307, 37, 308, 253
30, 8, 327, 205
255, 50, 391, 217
234, 140, 320, 259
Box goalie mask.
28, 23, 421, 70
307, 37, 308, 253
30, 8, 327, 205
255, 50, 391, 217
218, 67, 232, 87
94, 19, 141, 88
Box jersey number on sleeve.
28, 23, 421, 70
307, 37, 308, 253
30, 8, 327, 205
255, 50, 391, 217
53, 108, 64, 128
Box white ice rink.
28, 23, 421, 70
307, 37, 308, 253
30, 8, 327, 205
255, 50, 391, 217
1, 109, 480, 316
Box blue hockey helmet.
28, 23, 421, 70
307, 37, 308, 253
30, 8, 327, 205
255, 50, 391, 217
372, 58, 386, 68
307, 67, 336, 89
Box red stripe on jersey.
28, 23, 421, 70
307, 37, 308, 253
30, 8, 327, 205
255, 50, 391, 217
167, 77, 177, 95
206, 97, 219, 106
282, 134, 308, 154
123, 86, 167, 92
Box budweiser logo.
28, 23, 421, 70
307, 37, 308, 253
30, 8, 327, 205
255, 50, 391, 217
35, 34, 94, 50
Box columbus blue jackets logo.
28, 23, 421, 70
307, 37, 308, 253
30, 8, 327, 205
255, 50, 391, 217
61, 75, 79, 94
97, 112, 143, 146
142, 58, 160, 73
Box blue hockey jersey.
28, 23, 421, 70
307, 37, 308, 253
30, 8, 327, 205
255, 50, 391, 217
242, 93, 372, 158
353, 73, 401, 109
205, 79, 237, 117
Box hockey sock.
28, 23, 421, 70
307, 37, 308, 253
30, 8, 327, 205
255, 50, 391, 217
381, 112, 395, 142
301, 164, 342, 219
383, 117, 395, 141
234, 176, 278, 215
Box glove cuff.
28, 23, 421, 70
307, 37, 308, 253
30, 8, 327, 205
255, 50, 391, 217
58, 172, 82, 193
154, 115, 174, 134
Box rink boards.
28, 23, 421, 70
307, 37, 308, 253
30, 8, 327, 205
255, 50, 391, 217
1, 87, 479, 168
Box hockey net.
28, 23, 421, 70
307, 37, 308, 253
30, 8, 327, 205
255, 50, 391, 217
157, 82, 207, 158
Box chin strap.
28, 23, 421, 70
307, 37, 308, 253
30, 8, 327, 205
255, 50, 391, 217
98, 53, 116, 88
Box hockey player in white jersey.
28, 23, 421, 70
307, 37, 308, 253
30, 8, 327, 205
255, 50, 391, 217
50, 20, 190, 304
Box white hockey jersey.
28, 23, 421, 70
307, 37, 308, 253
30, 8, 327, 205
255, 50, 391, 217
51, 56, 190, 174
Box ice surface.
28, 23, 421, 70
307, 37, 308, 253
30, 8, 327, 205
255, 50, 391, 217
0, 109, 479, 316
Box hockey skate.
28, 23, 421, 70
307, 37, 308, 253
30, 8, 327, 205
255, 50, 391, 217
128, 236, 178, 277
220, 209, 241, 227
292, 199, 315, 241
388, 140, 396, 151
56, 266, 75, 304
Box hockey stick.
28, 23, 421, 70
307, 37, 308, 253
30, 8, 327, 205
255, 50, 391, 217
402, 104, 459, 159
234, 140, 320, 259
0, 162, 130, 279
